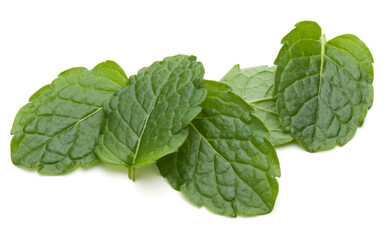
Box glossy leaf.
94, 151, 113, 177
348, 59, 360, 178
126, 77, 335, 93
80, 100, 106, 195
274, 21, 374, 152
220, 64, 293, 145
11, 61, 128, 174
95, 55, 207, 179
157, 81, 280, 217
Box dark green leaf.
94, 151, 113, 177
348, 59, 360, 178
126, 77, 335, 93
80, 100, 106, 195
157, 81, 280, 217
95, 55, 207, 179
11, 61, 128, 174
274, 21, 374, 152
220, 64, 293, 145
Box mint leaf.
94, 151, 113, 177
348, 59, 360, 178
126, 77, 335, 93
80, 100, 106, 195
157, 81, 280, 217
95, 55, 207, 179
274, 21, 374, 152
220, 64, 293, 146
11, 61, 128, 174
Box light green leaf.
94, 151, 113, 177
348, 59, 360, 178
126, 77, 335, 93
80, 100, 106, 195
95, 55, 207, 179
220, 64, 293, 145
157, 81, 280, 217
274, 21, 374, 152
11, 61, 128, 174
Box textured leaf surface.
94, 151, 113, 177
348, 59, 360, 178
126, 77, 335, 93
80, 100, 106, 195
95, 55, 207, 178
220, 64, 293, 145
274, 21, 374, 152
11, 61, 128, 174
157, 81, 280, 217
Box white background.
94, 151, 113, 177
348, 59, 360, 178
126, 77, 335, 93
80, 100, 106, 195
1, 0, 383, 239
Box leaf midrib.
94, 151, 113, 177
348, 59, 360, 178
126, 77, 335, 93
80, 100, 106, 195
312, 34, 326, 141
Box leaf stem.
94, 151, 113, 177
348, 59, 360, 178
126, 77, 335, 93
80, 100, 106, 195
129, 167, 136, 181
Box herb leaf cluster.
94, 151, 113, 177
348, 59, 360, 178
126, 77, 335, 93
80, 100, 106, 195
10, 21, 374, 217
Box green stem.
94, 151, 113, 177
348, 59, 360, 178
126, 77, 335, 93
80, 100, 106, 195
129, 167, 136, 181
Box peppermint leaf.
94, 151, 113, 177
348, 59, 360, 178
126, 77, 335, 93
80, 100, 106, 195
157, 81, 280, 217
220, 64, 293, 145
95, 55, 207, 179
274, 21, 374, 152
11, 61, 128, 174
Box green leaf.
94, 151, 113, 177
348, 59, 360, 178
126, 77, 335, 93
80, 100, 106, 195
157, 81, 280, 217
220, 64, 293, 146
95, 55, 207, 179
274, 21, 374, 152
11, 61, 128, 174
